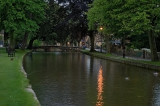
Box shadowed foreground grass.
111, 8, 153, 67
0, 48, 38, 106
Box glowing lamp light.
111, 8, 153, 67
100, 26, 103, 31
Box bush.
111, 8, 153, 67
33, 40, 42, 47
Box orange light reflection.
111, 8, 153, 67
96, 66, 104, 106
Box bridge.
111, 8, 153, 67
32, 46, 81, 52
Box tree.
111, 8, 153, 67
87, 0, 114, 53
0, 0, 46, 50
117, 0, 160, 61
87, 0, 160, 61
53, 0, 94, 46
31, 0, 71, 47
30, 1, 60, 48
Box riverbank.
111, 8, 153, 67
0, 48, 39, 106
82, 50, 160, 71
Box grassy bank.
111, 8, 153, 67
0, 48, 39, 106
82, 50, 160, 71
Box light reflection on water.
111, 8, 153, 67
96, 66, 104, 106
23, 52, 160, 106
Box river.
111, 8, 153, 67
23, 52, 160, 106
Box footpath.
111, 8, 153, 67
0, 48, 39, 106
82, 50, 160, 71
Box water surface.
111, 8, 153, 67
23, 52, 160, 106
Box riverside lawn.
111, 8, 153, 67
0, 48, 38, 106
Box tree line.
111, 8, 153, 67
0, 0, 93, 50
0, 0, 160, 61
87, 0, 160, 61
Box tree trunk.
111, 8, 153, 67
89, 30, 95, 52
4, 31, 9, 47
105, 35, 110, 54
27, 37, 37, 49
21, 32, 29, 50
9, 32, 15, 50
122, 38, 126, 58
90, 56, 94, 73
148, 30, 159, 61
77, 41, 80, 47
156, 35, 160, 52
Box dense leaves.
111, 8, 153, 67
0, 0, 46, 49
87, 0, 160, 61
55, 0, 93, 44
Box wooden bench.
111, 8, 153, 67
6, 48, 15, 57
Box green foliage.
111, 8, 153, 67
45, 32, 57, 45
0, 0, 46, 47
87, 0, 160, 36
36, 1, 60, 44
87, 0, 160, 60
128, 33, 149, 49
33, 40, 42, 47
87, 0, 107, 30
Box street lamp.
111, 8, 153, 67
100, 26, 103, 31
99, 26, 103, 53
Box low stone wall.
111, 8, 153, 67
112, 49, 152, 59
82, 51, 160, 71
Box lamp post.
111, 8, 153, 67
100, 26, 103, 53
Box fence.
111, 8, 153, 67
110, 46, 156, 60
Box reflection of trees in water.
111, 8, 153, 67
118, 64, 130, 80
25, 53, 160, 106
90, 56, 94, 72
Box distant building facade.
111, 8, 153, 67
82, 34, 105, 49
94, 33, 104, 48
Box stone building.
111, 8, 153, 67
94, 33, 104, 48
82, 33, 104, 49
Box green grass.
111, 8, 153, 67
82, 50, 160, 66
0, 48, 39, 106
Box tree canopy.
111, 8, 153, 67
1, 0, 160, 61
0, 0, 46, 49
87, 0, 160, 61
